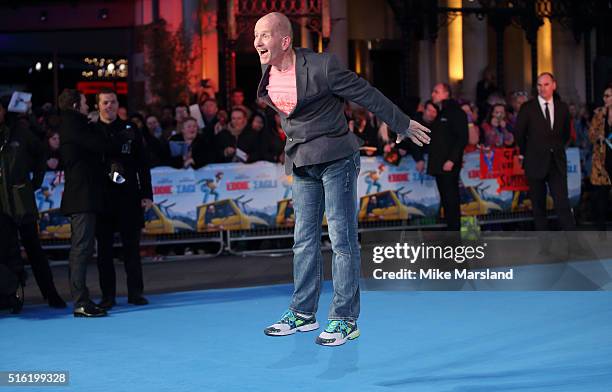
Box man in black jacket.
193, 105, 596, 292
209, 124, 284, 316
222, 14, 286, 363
0, 212, 25, 313
427, 83, 469, 231
0, 102, 27, 314
94, 88, 153, 310
0, 100, 66, 308
59, 89, 108, 317
515, 73, 574, 230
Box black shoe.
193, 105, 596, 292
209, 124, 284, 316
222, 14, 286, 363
73, 302, 107, 318
97, 298, 117, 310
10, 284, 25, 314
127, 296, 149, 306
9, 294, 23, 315
47, 292, 67, 309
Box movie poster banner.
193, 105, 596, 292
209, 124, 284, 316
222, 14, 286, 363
35, 149, 581, 236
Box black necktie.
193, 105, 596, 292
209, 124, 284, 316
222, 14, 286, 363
545, 102, 552, 131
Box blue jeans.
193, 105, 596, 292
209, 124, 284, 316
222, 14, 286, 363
289, 151, 361, 321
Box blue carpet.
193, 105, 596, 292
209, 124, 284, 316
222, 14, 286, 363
1, 283, 612, 392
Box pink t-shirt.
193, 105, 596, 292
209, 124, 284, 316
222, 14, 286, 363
267, 64, 297, 115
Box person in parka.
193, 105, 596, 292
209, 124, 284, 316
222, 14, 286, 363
0, 99, 66, 309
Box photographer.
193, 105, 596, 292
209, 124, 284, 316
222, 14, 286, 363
0, 100, 27, 313
0, 98, 66, 309
94, 88, 153, 310
59, 89, 109, 317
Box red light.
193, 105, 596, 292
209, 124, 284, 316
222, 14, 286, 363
76, 81, 128, 95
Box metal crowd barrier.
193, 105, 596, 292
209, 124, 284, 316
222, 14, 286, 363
225, 226, 334, 257
223, 213, 539, 256
39, 230, 224, 264
225, 218, 449, 256
39, 212, 544, 260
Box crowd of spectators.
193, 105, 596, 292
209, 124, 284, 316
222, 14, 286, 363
2, 67, 610, 315
467, 71, 596, 180
1, 75, 603, 188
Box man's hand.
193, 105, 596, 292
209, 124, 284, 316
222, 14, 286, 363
442, 160, 454, 172
224, 147, 236, 157
110, 161, 125, 175
183, 157, 195, 168
415, 160, 425, 173
396, 120, 431, 146
141, 198, 153, 210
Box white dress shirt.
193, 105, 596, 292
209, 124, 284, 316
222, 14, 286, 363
537, 95, 554, 129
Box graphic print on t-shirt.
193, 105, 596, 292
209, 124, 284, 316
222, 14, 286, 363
267, 64, 297, 115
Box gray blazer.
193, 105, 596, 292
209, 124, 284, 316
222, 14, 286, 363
257, 48, 411, 174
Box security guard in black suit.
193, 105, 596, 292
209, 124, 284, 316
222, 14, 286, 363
94, 88, 153, 309
427, 83, 468, 231
515, 73, 575, 230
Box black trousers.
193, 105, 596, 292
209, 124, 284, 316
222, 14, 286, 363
96, 214, 144, 300
0, 213, 24, 282
17, 221, 59, 298
435, 172, 461, 231
593, 185, 611, 231
68, 213, 97, 307
527, 158, 575, 231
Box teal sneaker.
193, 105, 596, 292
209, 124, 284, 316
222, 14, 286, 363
315, 319, 360, 346
264, 310, 320, 336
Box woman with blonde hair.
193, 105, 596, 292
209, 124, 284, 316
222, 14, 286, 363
589, 85, 612, 232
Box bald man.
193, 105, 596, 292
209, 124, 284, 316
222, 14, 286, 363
516, 72, 575, 230
255, 12, 430, 346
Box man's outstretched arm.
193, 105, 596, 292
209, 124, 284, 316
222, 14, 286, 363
325, 54, 430, 146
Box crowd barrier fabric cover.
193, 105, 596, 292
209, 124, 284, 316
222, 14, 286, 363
35, 148, 581, 237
